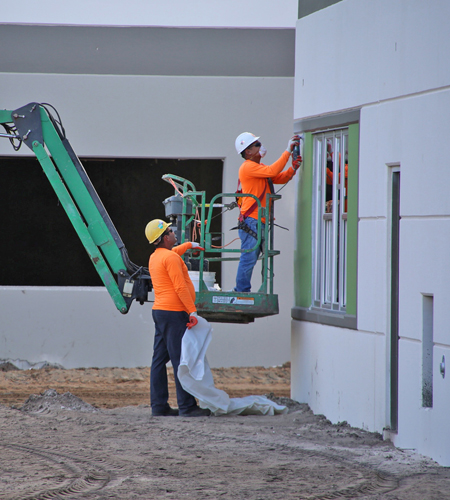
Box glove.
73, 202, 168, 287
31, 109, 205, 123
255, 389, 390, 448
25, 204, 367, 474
191, 242, 205, 251
186, 312, 198, 329
292, 156, 302, 171
286, 135, 300, 153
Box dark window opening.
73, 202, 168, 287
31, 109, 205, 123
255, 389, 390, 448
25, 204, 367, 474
0, 156, 223, 286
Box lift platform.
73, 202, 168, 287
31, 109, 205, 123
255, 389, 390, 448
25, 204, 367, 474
160, 174, 281, 323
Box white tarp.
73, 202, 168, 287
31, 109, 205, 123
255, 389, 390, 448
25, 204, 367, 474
178, 316, 288, 416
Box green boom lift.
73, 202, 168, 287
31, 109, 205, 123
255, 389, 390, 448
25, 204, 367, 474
0, 103, 280, 323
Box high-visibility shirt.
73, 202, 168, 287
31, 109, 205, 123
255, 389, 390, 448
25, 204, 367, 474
239, 150, 294, 222
149, 242, 196, 314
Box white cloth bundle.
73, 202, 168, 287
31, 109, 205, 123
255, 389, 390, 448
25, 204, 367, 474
178, 316, 288, 416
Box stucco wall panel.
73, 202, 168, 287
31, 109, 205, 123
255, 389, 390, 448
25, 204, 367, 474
358, 105, 402, 219
396, 341, 450, 466
359, 89, 450, 219
294, 0, 450, 120
291, 320, 386, 431
399, 91, 450, 218
399, 219, 450, 345
0, 287, 153, 368
357, 219, 388, 335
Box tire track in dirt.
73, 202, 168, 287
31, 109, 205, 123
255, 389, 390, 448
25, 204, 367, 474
0, 443, 112, 500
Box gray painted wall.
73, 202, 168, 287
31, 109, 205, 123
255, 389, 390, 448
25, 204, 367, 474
0, 25, 295, 77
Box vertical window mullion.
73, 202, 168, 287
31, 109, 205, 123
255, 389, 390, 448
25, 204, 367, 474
336, 131, 343, 308
331, 134, 339, 306
321, 135, 329, 305
314, 136, 323, 306
340, 133, 349, 308
324, 134, 334, 306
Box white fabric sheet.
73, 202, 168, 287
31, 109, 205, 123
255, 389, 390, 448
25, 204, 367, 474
178, 316, 288, 416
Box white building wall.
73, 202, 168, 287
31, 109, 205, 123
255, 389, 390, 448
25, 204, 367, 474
292, 0, 450, 465
291, 321, 386, 431
360, 90, 450, 465
294, 0, 450, 120
1, 0, 298, 28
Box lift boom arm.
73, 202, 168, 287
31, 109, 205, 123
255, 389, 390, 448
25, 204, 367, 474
0, 103, 151, 314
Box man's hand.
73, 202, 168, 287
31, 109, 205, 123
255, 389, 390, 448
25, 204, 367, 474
186, 312, 198, 329
292, 156, 302, 171
286, 135, 300, 153
191, 242, 205, 251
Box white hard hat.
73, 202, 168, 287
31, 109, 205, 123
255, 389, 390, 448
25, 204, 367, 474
235, 132, 260, 154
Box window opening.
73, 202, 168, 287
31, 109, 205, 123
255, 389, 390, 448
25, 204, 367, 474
0, 156, 223, 286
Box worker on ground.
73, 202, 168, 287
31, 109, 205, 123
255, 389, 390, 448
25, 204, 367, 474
145, 219, 211, 417
233, 132, 301, 292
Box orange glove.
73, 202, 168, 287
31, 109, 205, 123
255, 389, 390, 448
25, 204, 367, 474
186, 312, 198, 329
292, 156, 302, 171
191, 242, 205, 251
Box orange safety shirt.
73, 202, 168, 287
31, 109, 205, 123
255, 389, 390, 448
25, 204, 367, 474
149, 242, 196, 314
239, 150, 294, 222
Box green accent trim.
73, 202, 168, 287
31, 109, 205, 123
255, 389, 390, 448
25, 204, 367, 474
292, 124, 359, 320
346, 123, 359, 316
294, 132, 313, 307
0, 110, 12, 122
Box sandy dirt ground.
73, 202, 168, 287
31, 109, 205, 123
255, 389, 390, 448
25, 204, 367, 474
1, 363, 449, 500
0, 363, 291, 410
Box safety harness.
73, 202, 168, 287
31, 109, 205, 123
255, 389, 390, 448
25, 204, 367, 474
236, 179, 274, 239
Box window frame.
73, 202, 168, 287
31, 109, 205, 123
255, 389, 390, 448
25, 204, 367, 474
292, 111, 359, 329
312, 129, 348, 312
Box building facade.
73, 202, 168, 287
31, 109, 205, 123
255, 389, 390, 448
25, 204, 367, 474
291, 0, 450, 466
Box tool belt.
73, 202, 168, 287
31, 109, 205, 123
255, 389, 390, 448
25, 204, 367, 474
237, 215, 258, 239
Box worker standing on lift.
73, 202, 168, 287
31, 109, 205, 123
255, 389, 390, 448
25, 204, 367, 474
233, 133, 301, 292
145, 219, 211, 417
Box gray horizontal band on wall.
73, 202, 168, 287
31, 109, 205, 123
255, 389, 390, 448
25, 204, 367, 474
291, 306, 357, 330
294, 108, 360, 133
0, 25, 295, 77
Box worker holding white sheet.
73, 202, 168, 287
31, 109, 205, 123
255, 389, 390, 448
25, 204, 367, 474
146, 218, 211, 418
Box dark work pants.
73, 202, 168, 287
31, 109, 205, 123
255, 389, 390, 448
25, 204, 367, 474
151, 309, 197, 414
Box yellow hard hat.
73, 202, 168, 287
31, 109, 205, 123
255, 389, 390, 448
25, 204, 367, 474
145, 219, 171, 244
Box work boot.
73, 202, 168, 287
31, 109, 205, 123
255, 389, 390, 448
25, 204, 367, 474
152, 406, 179, 417
180, 406, 211, 417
